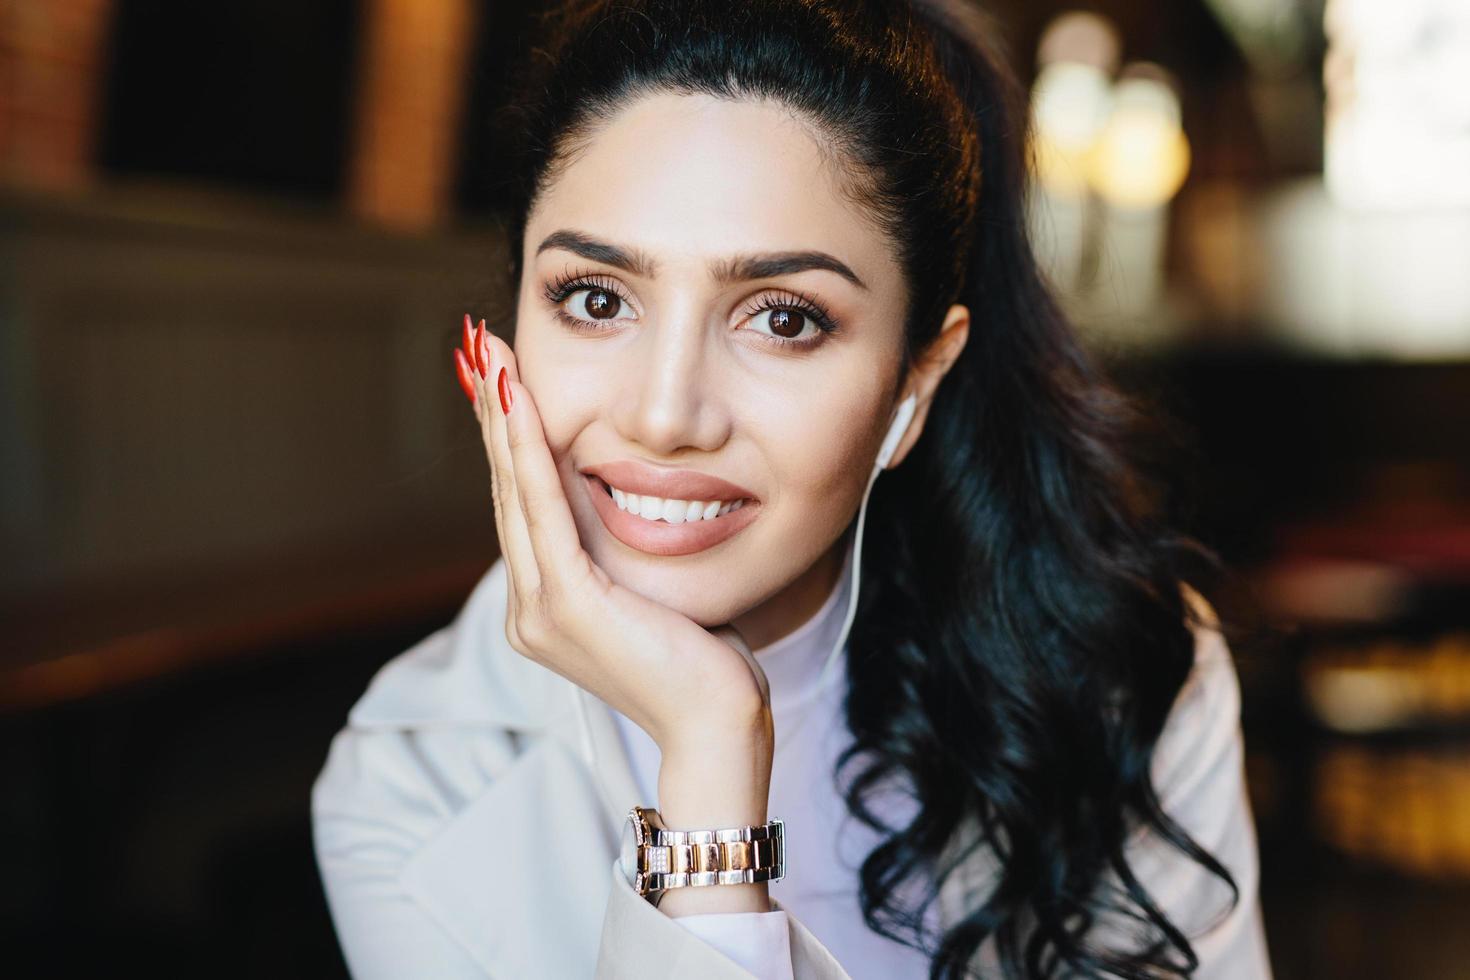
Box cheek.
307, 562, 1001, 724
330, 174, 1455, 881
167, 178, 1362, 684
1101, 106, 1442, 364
515, 337, 604, 457
761, 388, 884, 525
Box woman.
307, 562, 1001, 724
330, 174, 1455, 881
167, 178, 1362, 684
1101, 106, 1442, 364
311, 0, 1272, 977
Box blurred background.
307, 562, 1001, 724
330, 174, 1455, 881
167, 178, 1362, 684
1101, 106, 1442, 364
2, 0, 1467, 976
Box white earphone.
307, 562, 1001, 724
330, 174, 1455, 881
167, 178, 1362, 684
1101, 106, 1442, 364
772, 391, 918, 749
876, 393, 918, 471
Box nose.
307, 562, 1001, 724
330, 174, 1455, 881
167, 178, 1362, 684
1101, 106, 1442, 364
612, 316, 730, 457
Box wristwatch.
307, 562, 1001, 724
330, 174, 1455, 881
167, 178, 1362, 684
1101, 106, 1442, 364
619, 805, 786, 905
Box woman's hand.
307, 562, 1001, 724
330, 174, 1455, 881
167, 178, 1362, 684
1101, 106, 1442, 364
452, 317, 774, 846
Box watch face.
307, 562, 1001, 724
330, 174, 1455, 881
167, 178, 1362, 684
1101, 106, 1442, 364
619, 811, 639, 885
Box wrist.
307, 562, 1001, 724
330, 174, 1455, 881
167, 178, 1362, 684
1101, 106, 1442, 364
657, 716, 773, 830
658, 702, 774, 766
657, 754, 770, 831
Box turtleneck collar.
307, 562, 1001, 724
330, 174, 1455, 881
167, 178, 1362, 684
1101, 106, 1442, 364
751, 530, 856, 713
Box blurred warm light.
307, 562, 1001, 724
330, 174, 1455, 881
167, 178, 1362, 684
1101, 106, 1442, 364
1316, 744, 1470, 878
0, 0, 114, 192
1036, 9, 1122, 74
1085, 67, 1191, 211
348, 0, 477, 231
1030, 12, 1122, 201
1030, 62, 1114, 199
1310, 628, 1470, 879
1303, 632, 1470, 733
1027, 13, 1198, 335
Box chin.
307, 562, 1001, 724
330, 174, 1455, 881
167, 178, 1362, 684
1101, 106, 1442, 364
595, 548, 752, 627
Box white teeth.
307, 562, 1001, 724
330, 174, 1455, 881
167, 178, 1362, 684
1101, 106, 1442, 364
604, 481, 749, 524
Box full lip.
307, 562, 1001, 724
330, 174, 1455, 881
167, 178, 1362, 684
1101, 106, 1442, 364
579, 460, 762, 558
579, 459, 759, 505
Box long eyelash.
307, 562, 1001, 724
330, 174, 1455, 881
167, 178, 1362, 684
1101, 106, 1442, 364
542, 269, 633, 332
742, 288, 841, 347
542, 269, 630, 308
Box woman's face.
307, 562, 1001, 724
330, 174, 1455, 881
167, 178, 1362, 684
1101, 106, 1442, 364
514, 92, 910, 627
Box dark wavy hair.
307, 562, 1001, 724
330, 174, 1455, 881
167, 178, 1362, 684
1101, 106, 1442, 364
490, 1, 1242, 976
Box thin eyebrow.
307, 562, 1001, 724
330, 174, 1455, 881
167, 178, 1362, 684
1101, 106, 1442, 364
535, 229, 868, 291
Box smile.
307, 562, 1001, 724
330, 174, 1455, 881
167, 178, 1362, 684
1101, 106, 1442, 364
604, 479, 750, 524
583, 474, 760, 557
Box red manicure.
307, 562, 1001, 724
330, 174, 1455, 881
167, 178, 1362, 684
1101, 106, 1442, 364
452, 348, 477, 406
476, 320, 492, 379
497, 365, 513, 415
461, 314, 477, 369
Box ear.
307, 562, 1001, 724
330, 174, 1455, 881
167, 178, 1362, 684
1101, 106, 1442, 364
883, 303, 970, 471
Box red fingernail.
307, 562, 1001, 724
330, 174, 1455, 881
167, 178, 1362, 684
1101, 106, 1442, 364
477, 325, 493, 380
474, 321, 489, 378
462, 314, 476, 366
453, 348, 477, 406
497, 365, 513, 415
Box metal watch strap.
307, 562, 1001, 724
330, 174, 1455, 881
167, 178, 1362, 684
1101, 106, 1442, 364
628, 806, 785, 894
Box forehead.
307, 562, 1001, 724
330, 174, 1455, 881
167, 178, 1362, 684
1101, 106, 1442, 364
527, 92, 899, 284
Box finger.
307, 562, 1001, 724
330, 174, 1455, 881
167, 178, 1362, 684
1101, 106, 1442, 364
461, 313, 478, 374
467, 328, 529, 645
478, 329, 542, 597
459, 334, 509, 564
498, 366, 590, 592
474, 333, 505, 526
471, 353, 522, 646
457, 317, 523, 598
477, 321, 496, 389
468, 350, 505, 528
474, 318, 490, 378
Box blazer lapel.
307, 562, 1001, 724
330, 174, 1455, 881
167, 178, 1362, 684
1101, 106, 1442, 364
348, 556, 641, 829
347, 558, 648, 976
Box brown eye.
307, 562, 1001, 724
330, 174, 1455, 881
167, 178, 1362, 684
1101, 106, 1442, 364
582, 288, 621, 319
543, 274, 635, 332
747, 306, 824, 345
767, 308, 806, 338
740, 288, 837, 348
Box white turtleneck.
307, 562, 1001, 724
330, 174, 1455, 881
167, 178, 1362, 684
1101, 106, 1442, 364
610, 536, 939, 979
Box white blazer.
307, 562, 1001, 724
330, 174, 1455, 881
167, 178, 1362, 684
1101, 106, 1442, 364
311, 556, 1272, 978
